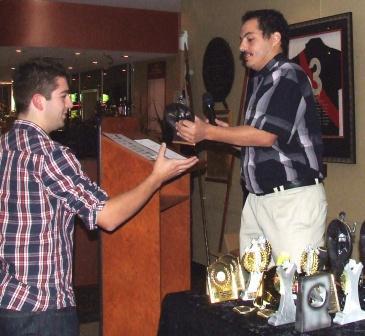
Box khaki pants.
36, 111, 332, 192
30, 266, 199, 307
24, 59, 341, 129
239, 183, 327, 271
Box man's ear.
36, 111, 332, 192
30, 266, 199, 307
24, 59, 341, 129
31, 94, 45, 111
272, 32, 282, 47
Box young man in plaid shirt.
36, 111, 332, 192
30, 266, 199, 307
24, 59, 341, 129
0, 58, 198, 335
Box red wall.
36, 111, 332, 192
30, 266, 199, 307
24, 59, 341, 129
0, 0, 179, 53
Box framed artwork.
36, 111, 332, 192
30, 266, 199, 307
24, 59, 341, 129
288, 12, 355, 163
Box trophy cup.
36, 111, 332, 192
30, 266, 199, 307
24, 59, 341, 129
241, 237, 271, 301
334, 259, 365, 324
268, 261, 297, 326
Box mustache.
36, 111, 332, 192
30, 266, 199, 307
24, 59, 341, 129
240, 51, 253, 61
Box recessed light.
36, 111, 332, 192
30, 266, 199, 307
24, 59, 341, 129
122, 69, 127, 72
92, 61, 98, 64
16, 49, 22, 53
75, 52, 81, 56
123, 55, 129, 58
68, 66, 73, 70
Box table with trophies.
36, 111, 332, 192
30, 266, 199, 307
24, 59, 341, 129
158, 213, 365, 335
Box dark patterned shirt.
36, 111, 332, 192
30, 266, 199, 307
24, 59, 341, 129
241, 53, 324, 194
0, 120, 108, 311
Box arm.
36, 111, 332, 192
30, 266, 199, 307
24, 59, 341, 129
176, 116, 277, 147
96, 143, 198, 231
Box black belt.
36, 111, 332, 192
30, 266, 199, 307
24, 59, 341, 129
256, 178, 323, 196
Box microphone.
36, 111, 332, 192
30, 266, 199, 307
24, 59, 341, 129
202, 92, 217, 125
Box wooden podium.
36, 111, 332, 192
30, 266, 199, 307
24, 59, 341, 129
99, 117, 191, 335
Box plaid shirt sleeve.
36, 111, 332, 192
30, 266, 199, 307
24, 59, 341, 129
41, 146, 108, 230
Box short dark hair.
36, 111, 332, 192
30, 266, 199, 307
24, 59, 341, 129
241, 9, 289, 55
12, 57, 69, 113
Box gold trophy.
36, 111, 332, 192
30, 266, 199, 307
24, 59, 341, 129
300, 246, 319, 275
207, 260, 238, 303
218, 254, 245, 295
241, 237, 272, 300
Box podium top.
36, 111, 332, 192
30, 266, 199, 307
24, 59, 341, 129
103, 132, 185, 161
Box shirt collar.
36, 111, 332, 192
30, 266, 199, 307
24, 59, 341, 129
13, 119, 50, 138
254, 53, 286, 77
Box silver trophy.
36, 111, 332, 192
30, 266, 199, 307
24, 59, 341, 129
295, 272, 332, 332
333, 259, 365, 325
268, 261, 296, 326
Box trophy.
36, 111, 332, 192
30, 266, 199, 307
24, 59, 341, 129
333, 259, 365, 325
300, 245, 319, 275
359, 221, 365, 285
207, 259, 238, 303
326, 212, 356, 278
218, 254, 245, 295
241, 237, 271, 300
253, 266, 280, 318
163, 102, 194, 144
295, 272, 332, 332
268, 261, 297, 326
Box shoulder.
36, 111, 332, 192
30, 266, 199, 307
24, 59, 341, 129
273, 58, 310, 86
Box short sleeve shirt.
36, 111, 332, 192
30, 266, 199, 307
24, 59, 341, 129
241, 53, 324, 194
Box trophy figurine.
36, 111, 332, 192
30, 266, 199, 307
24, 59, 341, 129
241, 237, 271, 301
333, 259, 365, 325
268, 261, 297, 326
300, 245, 319, 275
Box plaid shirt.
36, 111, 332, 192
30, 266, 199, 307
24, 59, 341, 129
241, 53, 324, 194
0, 120, 108, 311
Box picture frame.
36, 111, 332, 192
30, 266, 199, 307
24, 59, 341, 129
288, 12, 355, 163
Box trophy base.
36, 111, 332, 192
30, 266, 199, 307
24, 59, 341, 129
268, 310, 296, 326
334, 309, 365, 325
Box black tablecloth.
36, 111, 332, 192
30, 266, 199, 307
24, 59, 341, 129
158, 291, 365, 336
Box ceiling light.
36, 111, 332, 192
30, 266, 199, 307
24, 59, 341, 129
68, 66, 73, 70
92, 61, 98, 64
123, 55, 129, 58
16, 49, 22, 53
75, 52, 81, 56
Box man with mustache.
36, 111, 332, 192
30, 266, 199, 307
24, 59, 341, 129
177, 9, 327, 270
